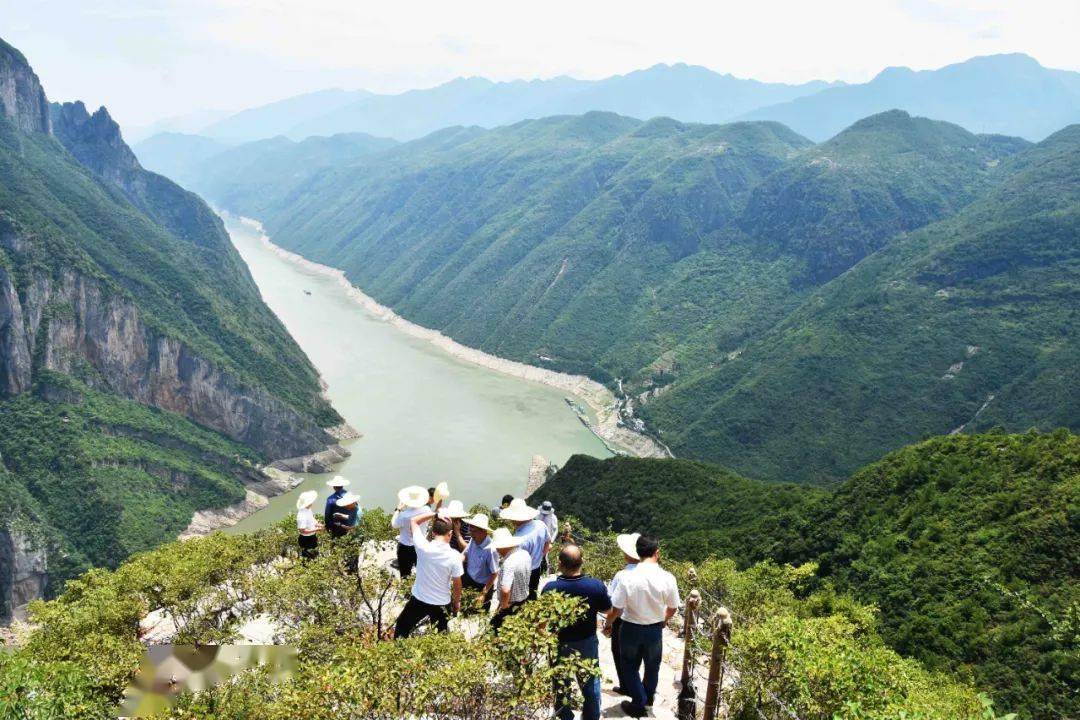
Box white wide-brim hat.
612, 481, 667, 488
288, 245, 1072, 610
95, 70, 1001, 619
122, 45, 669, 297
499, 497, 539, 522
336, 492, 361, 507
490, 527, 524, 550
398, 485, 429, 509
296, 490, 318, 510
617, 533, 641, 561
326, 475, 350, 488
464, 513, 492, 533
433, 482, 450, 503
442, 499, 469, 518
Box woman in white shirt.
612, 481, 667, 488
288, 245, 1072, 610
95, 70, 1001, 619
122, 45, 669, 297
296, 490, 322, 560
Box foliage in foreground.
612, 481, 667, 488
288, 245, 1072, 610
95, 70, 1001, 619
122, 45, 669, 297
1, 507, 1002, 720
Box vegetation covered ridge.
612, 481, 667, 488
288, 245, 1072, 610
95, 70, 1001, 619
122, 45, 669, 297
1, 505, 1012, 720
534, 430, 1080, 719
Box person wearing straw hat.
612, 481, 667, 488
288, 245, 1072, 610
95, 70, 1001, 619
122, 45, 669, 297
605, 535, 680, 718
392, 510, 463, 639
323, 476, 350, 528
295, 490, 322, 561
500, 498, 550, 600
329, 492, 361, 539
538, 500, 559, 574
441, 500, 471, 552
459, 513, 498, 607
391, 486, 430, 578
489, 527, 530, 633
604, 533, 640, 697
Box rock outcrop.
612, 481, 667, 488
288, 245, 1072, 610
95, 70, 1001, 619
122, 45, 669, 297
0, 526, 47, 624
0, 39, 49, 134
0, 229, 333, 458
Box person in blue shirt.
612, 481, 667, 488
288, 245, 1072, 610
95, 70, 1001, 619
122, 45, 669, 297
458, 513, 498, 608
323, 476, 349, 528
329, 492, 360, 539
501, 498, 551, 599
542, 544, 611, 720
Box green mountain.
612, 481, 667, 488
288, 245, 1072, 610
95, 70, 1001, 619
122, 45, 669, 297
175, 108, 1061, 482
742, 54, 1080, 141
0, 38, 340, 619
646, 121, 1080, 483
534, 430, 1079, 719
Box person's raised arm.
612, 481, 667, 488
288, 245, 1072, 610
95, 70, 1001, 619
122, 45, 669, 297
452, 519, 466, 549
410, 510, 436, 547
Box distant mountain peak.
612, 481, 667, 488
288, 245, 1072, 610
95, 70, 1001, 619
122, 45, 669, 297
50, 100, 142, 188
0, 36, 51, 134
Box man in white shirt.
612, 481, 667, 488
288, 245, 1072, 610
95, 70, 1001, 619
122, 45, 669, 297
392, 511, 463, 639
489, 527, 531, 633
605, 535, 680, 718
605, 533, 640, 696
391, 485, 430, 578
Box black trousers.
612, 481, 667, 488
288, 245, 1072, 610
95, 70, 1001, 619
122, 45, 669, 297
490, 599, 526, 634
394, 595, 449, 638
396, 542, 417, 578
528, 565, 542, 600
611, 617, 631, 691
297, 533, 318, 561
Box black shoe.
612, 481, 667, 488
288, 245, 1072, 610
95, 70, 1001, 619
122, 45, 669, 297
620, 700, 646, 718
612, 686, 631, 697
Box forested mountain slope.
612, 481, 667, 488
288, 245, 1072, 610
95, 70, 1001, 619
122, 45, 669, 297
535, 430, 1079, 719
0, 37, 340, 617
646, 123, 1080, 483
177, 109, 1046, 480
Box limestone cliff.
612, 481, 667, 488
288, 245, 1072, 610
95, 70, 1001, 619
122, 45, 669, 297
0, 526, 47, 624
0, 39, 49, 134
0, 224, 334, 458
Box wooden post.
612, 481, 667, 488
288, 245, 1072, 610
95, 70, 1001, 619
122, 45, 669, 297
677, 587, 701, 720
702, 607, 734, 720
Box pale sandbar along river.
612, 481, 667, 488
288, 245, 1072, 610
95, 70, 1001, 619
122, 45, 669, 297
225, 217, 610, 533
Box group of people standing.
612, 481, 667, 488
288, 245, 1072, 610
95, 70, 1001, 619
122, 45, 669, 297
295, 480, 680, 719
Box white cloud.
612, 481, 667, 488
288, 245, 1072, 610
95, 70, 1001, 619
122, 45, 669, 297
1, 0, 1077, 127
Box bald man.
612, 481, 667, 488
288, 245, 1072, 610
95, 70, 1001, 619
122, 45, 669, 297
541, 545, 611, 720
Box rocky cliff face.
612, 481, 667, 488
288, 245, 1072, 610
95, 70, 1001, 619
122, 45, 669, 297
0, 223, 333, 458
0, 39, 49, 134
0, 526, 47, 624
50, 100, 141, 190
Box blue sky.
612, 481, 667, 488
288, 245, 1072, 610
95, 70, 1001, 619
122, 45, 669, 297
3, 0, 1078, 129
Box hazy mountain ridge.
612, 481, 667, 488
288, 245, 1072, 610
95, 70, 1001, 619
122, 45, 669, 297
742, 53, 1080, 141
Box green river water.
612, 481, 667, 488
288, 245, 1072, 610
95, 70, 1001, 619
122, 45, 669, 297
225, 217, 610, 533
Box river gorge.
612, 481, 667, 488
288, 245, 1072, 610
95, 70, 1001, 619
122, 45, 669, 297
223, 216, 614, 532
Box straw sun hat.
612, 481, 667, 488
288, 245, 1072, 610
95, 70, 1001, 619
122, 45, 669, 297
397, 485, 429, 509
490, 527, 524, 550
296, 490, 318, 510
499, 498, 539, 522
433, 482, 450, 503
464, 513, 492, 533
617, 533, 641, 561
335, 492, 361, 507
441, 500, 470, 518
326, 475, 350, 488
